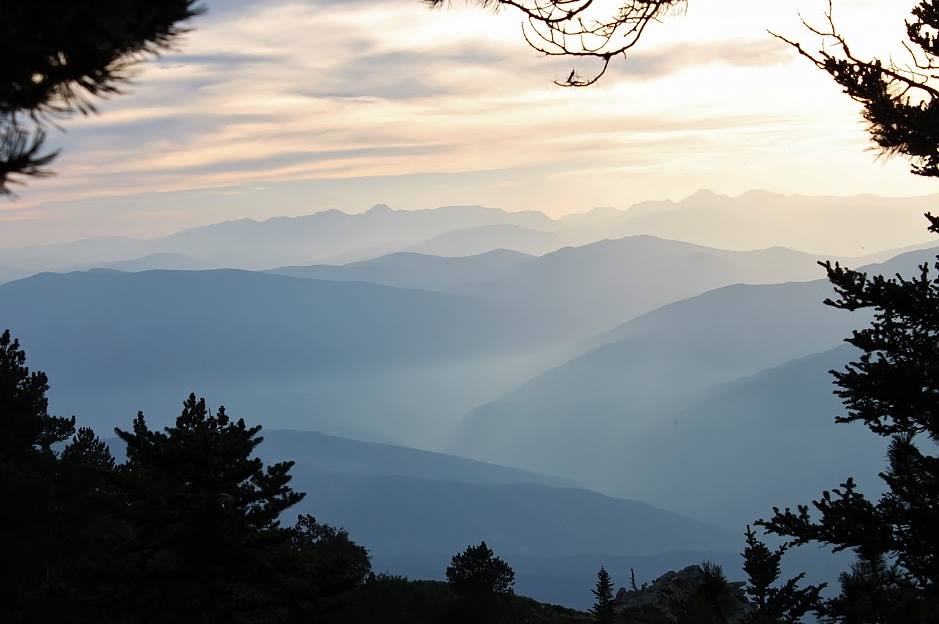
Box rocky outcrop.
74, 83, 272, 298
613, 564, 751, 623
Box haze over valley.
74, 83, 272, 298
5, 1, 938, 619
3, 189, 935, 608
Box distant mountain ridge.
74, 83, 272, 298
273, 235, 836, 340
449, 246, 939, 527
2, 190, 937, 283
605, 190, 939, 256
0, 204, 554, 281
0, 268, 550, 444
271, 249, 533, 293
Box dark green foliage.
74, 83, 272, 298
591, 566, 616, 624
0, 332, 376, 622
326, 577, 593, 624
111, 394, 306, 622
0, 1, 203, 192
287, 514, 372, 616
0, 329, 74, 458
740, 526, 824, 624
0, 329, 78, 620
446, 540, 516, 597
759, 215, 939, 622
672, 563, 739, 624
822, 555, 924, 624
446, 541, 517, 622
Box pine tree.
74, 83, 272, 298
446, 541, 516, 623
112, 393, 305, 622
0, 1, 203, 192
0, 329, 78, 620
759, 215, 939, 622
740, 526, 824, 624
0, 329, 75, 459
591, 566, 616, 624
446, 541, 516, 597
774, 0, 939, 179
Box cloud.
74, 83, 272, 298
608, 39, 791, 79
3, 0, 931, 246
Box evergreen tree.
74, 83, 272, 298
0, 329, 75, 458
740, 526, 824, 624
446, 541, 516, 597
446, 541, 515, 623
591, 566, 616, 624
0, 329, 79, 620
111, 393, 305, 623
673, 563, 739, 624
0, 1, 203, 192
774, 0, 939, 179
758, 214, 939, 622
287, 514, 372, 618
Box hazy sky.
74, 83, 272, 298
2, 0, 937, 246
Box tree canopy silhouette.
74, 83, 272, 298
756, 214, 939, 621
446, 541, 516, 597
772, 0, 939, 179
446, 541, 516, 622
590, 566, 616, 623
0, 330, 119, 621
0, 1, 202, 194
739, 526, 824, 624
112, 394, 306, 621
427, 0, 686, 86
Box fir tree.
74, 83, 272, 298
0, 329, 78, 620
0, 329, 74, 459
740, 526, 824, 624
111, 393, 305, 622
759, 214, 939, 621
591, 566, 616, 624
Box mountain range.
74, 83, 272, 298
2, 190, 936, 284
3, 190, 937, 609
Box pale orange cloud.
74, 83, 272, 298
2, 0, 936, 246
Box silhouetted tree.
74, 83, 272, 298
111, 394, 305, 622
0, 1, 203, 193
0, 329, 78, 620
0, 329, 75, 458
591, 566, 616, 623
287, 514, 372, 617
773, 1, 939, 179
758, 215, 939, 621
427, 0, 685, 86
446, 541, 515, 622
673, 562, 739, 624
447, 541, 516, 597
740, 526, 824, 624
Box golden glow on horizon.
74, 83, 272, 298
3, 0, 937, 244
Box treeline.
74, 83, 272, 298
0, 329, 586, 624
0, 333, 368, 622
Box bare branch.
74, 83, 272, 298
429, 0, 686, 86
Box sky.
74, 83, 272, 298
2, 0, 937, 247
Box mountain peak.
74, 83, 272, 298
685, 189, 722, 202
367, 203, 394, 214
